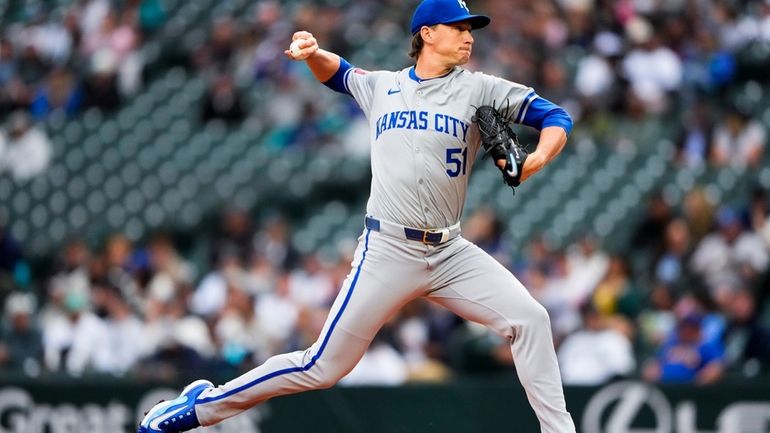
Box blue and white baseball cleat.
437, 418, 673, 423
138, 379, 214, 433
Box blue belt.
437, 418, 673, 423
364, 216, 458, 245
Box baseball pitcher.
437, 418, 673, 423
139, 0, 576, 432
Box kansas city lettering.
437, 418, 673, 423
375, 111, 469, 142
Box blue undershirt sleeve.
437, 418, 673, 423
322, 57, 353, 95
517, 93, 573, 134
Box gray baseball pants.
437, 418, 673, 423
195, 225, 576, 433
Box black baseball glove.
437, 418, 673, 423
472, 104, 528, 192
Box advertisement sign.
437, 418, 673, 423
0, 380, 768, 433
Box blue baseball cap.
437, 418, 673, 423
410, 0, 491, 35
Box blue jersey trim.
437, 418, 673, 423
408, 66, 453, 83
518, 94, 573, 134
540, 108, 573, 134
514, 91, 537, 124
196, 228, 372, 404
409, 67, 421, 83
323, 57, 353, 95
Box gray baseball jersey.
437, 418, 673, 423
192, 65, 576, 433
346, 66, 533, 228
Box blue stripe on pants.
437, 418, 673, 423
197, 228, 372, 403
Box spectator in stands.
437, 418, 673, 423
0, 292, 43, 375
191, 246, 243, 319
565, 234, 610, 307
254, 272, 299, 354
746, 187, 770, 251
558, 303, 635, 385
139, 297, 214, 381
191, 17, 237, 79
682, 187, 716, 244
88, 280, 145, 375
143, 233, 196, 304
22, 9, 73, 65
592, 255, 641, 319
394, 300, 451, 382
761, 1, 770, 44
253, 214, 299, 270
41, 286, 100, 374
654, 218, 695, 291
79, 0, 112, 40
0, 215, 23, 289
144, 295, 216, 363
29, 67, 82, 119
200, 74, 247, 124
0, 39, 16, 87
690, 207, 769, 293
110, 11, 143, 96
81, 49, 121, 112
339, 328, 408, 386
16, 45, 48, 88
286, 101, 325, 147
462, 207, 510, 267
630, 192, 673, 265
746, 187, 769, 234
643, 313, 725, 384
720, 288, 770, 378
676, 104, 714, 168
208, 17, 237, 73
47, 238, 91, 316
212, 208, 255, 264
539, 57, 579, 119
0, 110, 52, 181
711, 105, 766, 168
286, 253, 335, 310
621, 16, 683, 113
242, 252, 277, 296
637, 282, 678, 354
712, 2, 758, 51
574, 31, 624, 113
0, 39, 29, 118
213, 284, 271, 368
135, 0, 167, 34
98, 233, 142, 312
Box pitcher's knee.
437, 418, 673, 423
523, 302, 551, 328
309, 360, 350, 389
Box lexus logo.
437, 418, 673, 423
582, 381, 770, 433
582, 381, 672, 433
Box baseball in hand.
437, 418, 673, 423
290, 39, 305, 58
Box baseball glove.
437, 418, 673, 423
472, 104, 529, 192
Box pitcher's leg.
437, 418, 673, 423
427, 240, 576, 433
194, 229, 420, 426
195, 328, 371, 424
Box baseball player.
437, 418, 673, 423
139, 0, 576, 432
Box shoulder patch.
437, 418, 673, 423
354, 69, 369, 75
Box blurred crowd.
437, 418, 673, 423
2, 0, 770, 167
0, 0, 164, 119
171, 0, 770, 157
2, 187, 770, 386
0, 0, 165, 179
1, 0, 770, 387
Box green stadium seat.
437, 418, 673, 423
11, 220, 28, 245
86, 190, 106, 215
49, 218, 67, 242
12, 191, 30, 214
46, 162, 66, 188
82, 108, 104, 132
103, 173, 125, 201
29, 177, 49, 202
